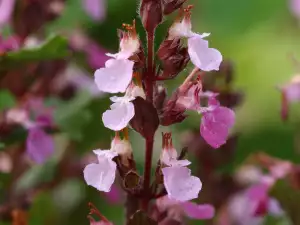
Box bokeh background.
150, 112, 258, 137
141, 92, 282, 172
1, 0, 300, 224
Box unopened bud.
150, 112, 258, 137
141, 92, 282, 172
140, 0, 163, 32
162, 0, 187, 15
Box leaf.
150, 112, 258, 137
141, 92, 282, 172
0, 89, 16, 110
269, 179, 300, 225
0, 35, 69, 69
54, 91, 93, 141
0, 142, 5, 149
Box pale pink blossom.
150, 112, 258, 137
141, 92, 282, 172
83, 150, 118, 192
102, 85, 145, 131
102, 96, 135, 131
290, 0, 300, 19
162, 166, 202, 202
82, 0, 106, 21
160, 133, 191, 167
200, 95, 235, 148
0, 0, 15, 28
188, 34, 222, 71
94, 59, 134, 93
106, 22, 140, 60
168, 8, 222, 71
156, 196, 214, 222
111, 134, 132, 166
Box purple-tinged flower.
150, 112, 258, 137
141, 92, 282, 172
6, 99, 56, 164
156, 196, 214, 222
0, 35, 20, 53
102, 85, 145, 131
278, 75, 300, 120
290, 0, 300, 19
199, 94, 235, 148
26, 127, 55, 164
0, 0, 16, 28
168, 7, 222, 71
227, 182, 283, 225
84, 150, 118, 192
160, 133, 191, 167
162, 166, 202, 202
94, 58, 134, 93
104, 185, 122, 204
82, 0, 106, 21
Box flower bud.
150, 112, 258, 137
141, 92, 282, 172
160, 91, 187, 126
111, 135, 133, 167
130, 97, 159, 139
139, 0, 163, 32
162, 0, 187, 15
157, 39, 190, 79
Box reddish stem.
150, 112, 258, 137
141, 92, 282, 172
142, 137, 154, 210
145, 32, 154, 102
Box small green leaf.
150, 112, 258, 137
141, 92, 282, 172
0, 89, 16, 110
0, 35, 69, 69
0, 142, 4, 149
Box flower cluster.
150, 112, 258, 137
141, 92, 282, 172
83, 0, 236, 224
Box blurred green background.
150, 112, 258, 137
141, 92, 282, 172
2, 0, 300, 224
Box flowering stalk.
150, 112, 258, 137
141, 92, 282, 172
84, 0, 236, 224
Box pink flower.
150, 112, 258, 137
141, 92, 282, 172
156, 196, 214, 221
200, 94, 235, 148
278, 75, 300, 120
188, 34, 223, 72
160, 133, 191, 167
290, 0, 300, 19
26, 127, 55, 164
102, 85, 145, 131
168, 7, 222, 71
6, 99, 56, 164
94, 59, 134, 93
82, 0, 106, 21
106, 22, 140, 60
83, 150, 118, 192
104, 185, 122, 204
162, 166, 202, 202
0, 0, 15, 28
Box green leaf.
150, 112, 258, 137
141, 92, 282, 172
269, 180, 300, 225
0, 142, 5, 149
0, 35, 69, 69
0, 89, 16, 110
54, 91, 93, 141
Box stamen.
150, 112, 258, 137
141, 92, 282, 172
133, 72, 143, 87
122, 127, 129, 140
88, 202, 109, 222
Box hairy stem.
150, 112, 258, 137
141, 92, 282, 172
145, 32, 154, 102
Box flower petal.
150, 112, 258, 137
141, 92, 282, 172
82, 0, 106, 21
200, 105, 235, 148
188, 35, 222, 71
0, 0, 15, 28
200, 122, 229, 148
102, 101, 135, 131
181, 202, 215, 220
94, 59, 134, 93
162, 166, 202, 202
83, 158, 116, 192
26, 128, 54, 164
